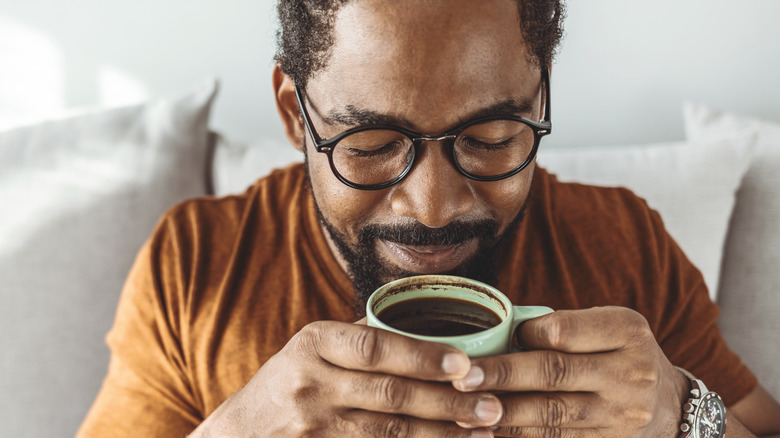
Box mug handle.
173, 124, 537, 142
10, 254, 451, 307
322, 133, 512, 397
509, 306, 554, 353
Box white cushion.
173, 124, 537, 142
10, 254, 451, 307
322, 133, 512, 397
211, 136, 302, 196
684, 102, 780, 400
0, 80, 217, 438
537, 136, 756, 301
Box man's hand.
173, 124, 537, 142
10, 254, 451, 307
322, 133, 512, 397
190, 320, 503, 437
453, 307, 689, 437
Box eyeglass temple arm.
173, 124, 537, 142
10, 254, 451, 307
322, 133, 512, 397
542, 68, 552, 125
294, 84, 323, 144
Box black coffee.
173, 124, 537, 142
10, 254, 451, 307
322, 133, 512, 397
377, 297, 502, 336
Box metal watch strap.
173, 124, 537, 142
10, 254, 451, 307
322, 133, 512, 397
676, 366, 727, 437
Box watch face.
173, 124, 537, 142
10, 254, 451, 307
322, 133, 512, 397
694, 393, 726, 437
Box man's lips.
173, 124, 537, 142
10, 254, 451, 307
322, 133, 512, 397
378, 239, 479, 273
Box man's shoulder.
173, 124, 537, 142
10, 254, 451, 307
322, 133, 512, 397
166, 163, 305, 223
152, 163, 308, 247
511, 166, 691, 313
528, 165, 672, 275
533, 166, 659, 228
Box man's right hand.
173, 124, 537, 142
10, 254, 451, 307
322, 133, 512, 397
189, 320, 503, 437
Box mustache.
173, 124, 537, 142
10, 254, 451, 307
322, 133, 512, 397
358, 219, 499, 247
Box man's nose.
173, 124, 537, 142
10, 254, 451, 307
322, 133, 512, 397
390, 142, 475, 228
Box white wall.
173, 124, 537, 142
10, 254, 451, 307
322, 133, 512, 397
0, 0, 281, 141
1, 0, 779, 148
555, 0, 780, 147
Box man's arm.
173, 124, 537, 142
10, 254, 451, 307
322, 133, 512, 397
729, 385, 780, 437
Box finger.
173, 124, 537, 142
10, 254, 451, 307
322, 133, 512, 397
454, 350, 611, 392
491, 425, 603, 437
334, 368, 503, 426
517, 307, 653, 353
341, 410, 495, 438
294, 321, 472, 381
354, 317, 368, 325
494, 392, 604, 429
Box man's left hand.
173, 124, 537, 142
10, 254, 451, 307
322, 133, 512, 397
452, 306, 689, 437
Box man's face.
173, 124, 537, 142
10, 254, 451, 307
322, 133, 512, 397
280, 0, 544, 306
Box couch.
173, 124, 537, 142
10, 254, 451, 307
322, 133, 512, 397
1, 82, 777, 438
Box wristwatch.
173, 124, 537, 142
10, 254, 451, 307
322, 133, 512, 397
676, 367, 727, 437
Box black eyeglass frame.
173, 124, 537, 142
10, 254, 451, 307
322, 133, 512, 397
295, 68, 552, 190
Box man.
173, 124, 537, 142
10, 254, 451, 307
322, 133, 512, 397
78, 0, 780, 437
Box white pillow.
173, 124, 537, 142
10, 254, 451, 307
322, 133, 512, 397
683, 102, 780, 400
537, 136, 756, 301
212, 136, 302, 196
0, 80, 217, 438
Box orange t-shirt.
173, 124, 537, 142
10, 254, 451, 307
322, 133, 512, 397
77, 164, 756, 437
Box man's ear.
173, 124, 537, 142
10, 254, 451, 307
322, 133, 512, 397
272, 65, 305, 152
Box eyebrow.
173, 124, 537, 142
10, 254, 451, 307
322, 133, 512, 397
323, 97, 536, 132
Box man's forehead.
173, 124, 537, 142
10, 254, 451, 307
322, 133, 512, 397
327, 0, 528, 70
306, 0, 540, 132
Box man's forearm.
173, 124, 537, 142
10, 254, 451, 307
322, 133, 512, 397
727, 411, 780, 438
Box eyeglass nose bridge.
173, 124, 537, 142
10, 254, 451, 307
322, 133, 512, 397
411, 134, 458, 144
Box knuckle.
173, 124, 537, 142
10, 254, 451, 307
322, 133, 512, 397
491, 358, 516, 389
288, 368, 319, 403
541, 351, 572, 389
291, 323, 322, 354
443, 390, 464, 417
375, 375, 411, 411
613, 401, 654, 430
410, 344, 435, 371
543, 428, 563, 438
496, 426, 525, 436
540, 394, 567, 427
353, 327, 382, 368
499, 426, 562, 438
545, 316, 566, 349
288, 417, 318, 437
335, 413, 359, 435
627, 308, 649, 327
624, 309, 653, 345
626, 406, 654, 428
380, 415, 412, 438
620, 358, 659, 390
633, 366, 659, 389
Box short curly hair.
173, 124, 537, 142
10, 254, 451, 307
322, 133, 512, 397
275, 0, 566, 90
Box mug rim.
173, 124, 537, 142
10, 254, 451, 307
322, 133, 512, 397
366, 275, 513, 340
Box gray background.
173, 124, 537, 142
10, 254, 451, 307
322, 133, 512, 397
1, 0, 779, 148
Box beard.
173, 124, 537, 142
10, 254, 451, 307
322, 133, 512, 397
311, 190, 527, 318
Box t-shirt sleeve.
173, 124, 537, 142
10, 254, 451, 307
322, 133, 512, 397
645, 207, 757, 407
77, 216, 201, 437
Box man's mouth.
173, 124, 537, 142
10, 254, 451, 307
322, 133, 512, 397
378, 239, 479, 273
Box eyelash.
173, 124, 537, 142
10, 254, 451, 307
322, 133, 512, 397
346, 142, 404, 158
460, 137, 513, 151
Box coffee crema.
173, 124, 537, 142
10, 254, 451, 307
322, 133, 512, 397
376, 296, 502, 337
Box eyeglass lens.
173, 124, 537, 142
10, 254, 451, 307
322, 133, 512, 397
330, 119, 536, 186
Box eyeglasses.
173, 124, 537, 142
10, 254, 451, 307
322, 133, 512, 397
295, 69, 552, 190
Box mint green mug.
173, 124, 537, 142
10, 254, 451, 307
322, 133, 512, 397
366, 275, 553, 357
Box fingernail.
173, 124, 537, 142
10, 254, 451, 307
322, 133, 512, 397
470, 429, 493, 438
456, 365, 484, 390
475, 396, 502, 423
442, 352, 470, 376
